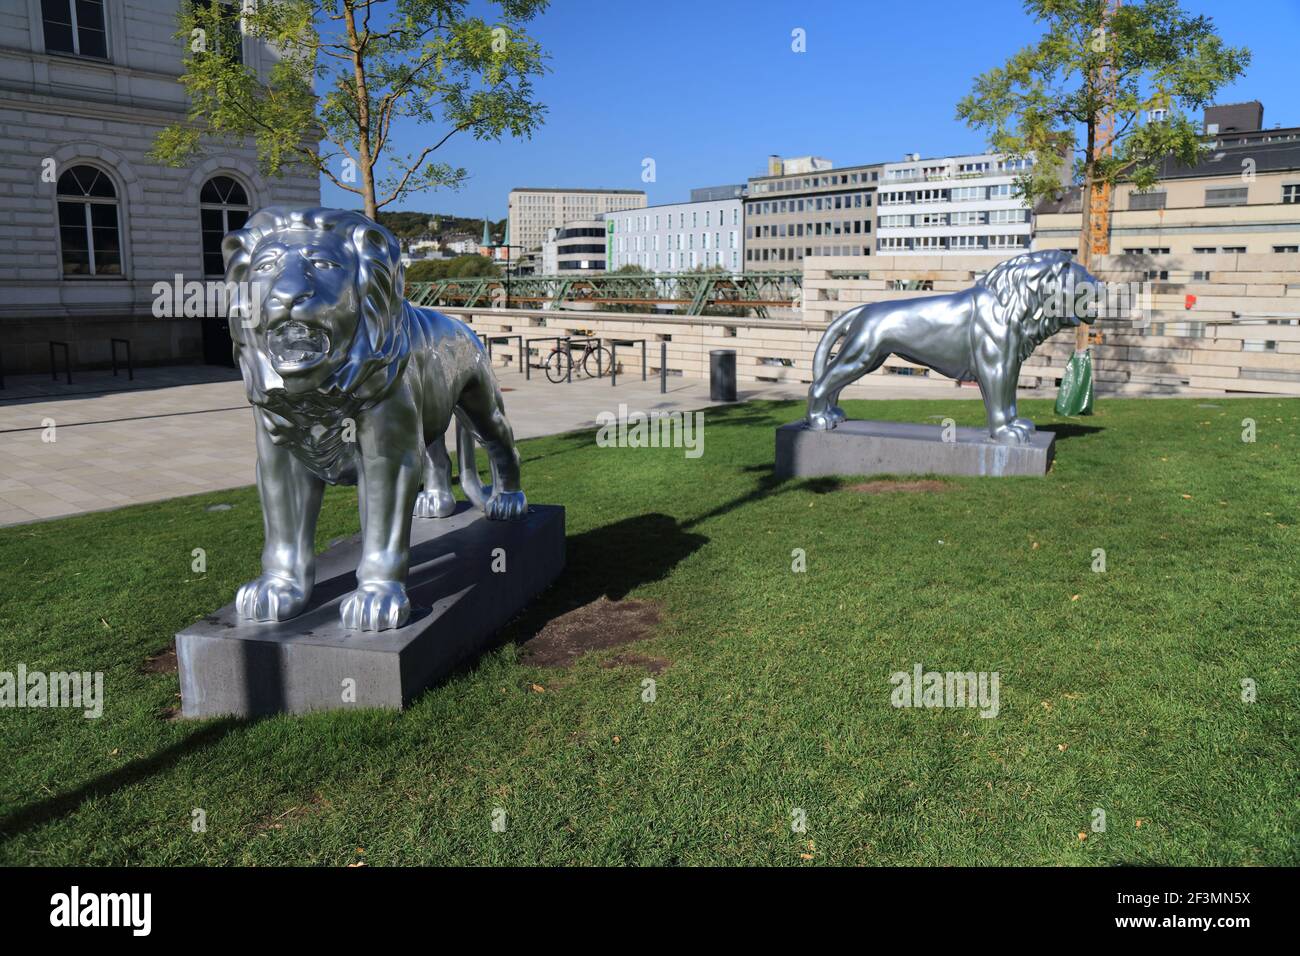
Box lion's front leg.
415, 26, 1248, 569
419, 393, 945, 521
976, 344, 1032, 445
340, 395, 423, 632
237, 412, 324, 623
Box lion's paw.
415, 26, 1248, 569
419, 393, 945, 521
236, 575, 310, 623
991, 422, 1033, 445
413, 487, 457, 519
1012, 417, 1037, 434
807, 411, 838, 431
340, 581, 410, 632
484, 489, 527, 521
827, 405, 847, 425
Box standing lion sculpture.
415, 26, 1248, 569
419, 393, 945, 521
222, 207, 526, 633
806, 250, 1098, 442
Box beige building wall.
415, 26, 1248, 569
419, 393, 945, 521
743, 164, 882, 270
1035, 171, 1300, 256
508, 188, 646, 256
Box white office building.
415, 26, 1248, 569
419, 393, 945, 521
602, 198, 744, 274
874, 153, 1039, 256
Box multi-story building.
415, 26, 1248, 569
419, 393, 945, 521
874, 152, 1043, 256
742, 156, 883, 270
601, 197, 744, 273
507, 187, 645, 256
1034, 107, 1300, 257
541, 220, 609, 275
0, 0, 319, 372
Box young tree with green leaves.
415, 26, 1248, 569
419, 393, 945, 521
152, 0, 549, 219
957, 0, 1248, 414
957, 0, 1250, 270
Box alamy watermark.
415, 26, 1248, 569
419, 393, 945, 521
595, 403, 704, 459
1, 664, 103, 718
151, 274, 263, 326
890, 663, 1000, 718
1042, 275, 1154, 328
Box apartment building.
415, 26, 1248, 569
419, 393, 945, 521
874, 152, 1044, 256
743, 156, 882, 270
507, 187, 646, 256
0, 0, 320, 372
601, 197, 744, 273
1034, 109, 1300, 257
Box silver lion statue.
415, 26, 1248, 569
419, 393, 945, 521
221, 207, 526, 633
806, 250, 1098, 442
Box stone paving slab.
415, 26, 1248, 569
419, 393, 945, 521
0, 363, 1036, 527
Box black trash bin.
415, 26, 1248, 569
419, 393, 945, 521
709, 349, 736, 402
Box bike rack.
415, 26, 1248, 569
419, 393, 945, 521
482, 333, 524, 373
49, 341, 71, 385
110, 337, 134, 381
525, 334, 605, 384
606, 338, 648, 387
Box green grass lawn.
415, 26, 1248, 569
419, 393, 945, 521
0, 396, 1296, 865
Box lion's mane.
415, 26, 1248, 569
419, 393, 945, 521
979, 249, 1078, 362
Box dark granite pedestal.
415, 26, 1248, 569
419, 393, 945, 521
775, 419, 1055, 479
176, 503, 565, 718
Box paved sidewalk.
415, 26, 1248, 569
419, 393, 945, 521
0, 363, 1014, 527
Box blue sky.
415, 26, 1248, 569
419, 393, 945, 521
320, 0, 1300, 218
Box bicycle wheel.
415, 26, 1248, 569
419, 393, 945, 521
545, 349, 572, 383
583, 346, 614, 378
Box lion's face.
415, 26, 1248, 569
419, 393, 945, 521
247, 229, 362, 387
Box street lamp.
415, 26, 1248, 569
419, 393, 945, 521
492, 224, 525, 310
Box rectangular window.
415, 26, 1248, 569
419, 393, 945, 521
1128, 191, 1167, 211
1283, 184, 1300, 204
41, 0, 108, 59
1205, 187, 1248, 206
1273, 246, 1298, 253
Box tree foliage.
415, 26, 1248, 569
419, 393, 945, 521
152, 0, 549, 218
957, 0, 1249, 259
405, 253, 499, 281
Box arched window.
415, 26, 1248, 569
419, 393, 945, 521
56, 164, 121, 277
200, 175, 250, 276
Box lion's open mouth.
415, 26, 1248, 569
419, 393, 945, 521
267, 321, 332, 371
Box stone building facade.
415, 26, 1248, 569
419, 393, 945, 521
0, 0, 319, 374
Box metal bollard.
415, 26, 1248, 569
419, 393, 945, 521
660, 341, 667, 394
611, 342, 617, 387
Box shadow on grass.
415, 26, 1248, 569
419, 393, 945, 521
506, 512, 709, 646
1040, 422, 1104, 442
0, 718, 246, 845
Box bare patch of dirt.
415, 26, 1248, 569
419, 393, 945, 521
600, 651, 671, 674
157, 705, 182, 722
521, 598, 662, 669
846, 479, 954, 495
141, 648, 178, 674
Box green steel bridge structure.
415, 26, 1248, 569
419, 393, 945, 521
406, 271, 802, 317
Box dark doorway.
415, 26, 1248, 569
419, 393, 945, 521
201, 317, 236, 367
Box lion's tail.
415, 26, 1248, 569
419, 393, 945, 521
812, 307, 862, 381
453, 409, 493, 512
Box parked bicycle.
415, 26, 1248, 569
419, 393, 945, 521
544, 336, 614, 383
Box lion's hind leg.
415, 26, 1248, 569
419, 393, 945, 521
807, 332, 886, 430
413, 434, 458, 518
455, 372, 527, 520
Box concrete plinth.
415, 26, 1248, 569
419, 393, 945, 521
775, 419, 1055, 479
176, 503, 565, 718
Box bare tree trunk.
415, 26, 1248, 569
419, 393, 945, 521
342, 1, 378, 219
1076, 118, 1097, 351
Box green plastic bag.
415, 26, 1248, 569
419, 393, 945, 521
1055, 349, 1095, 416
